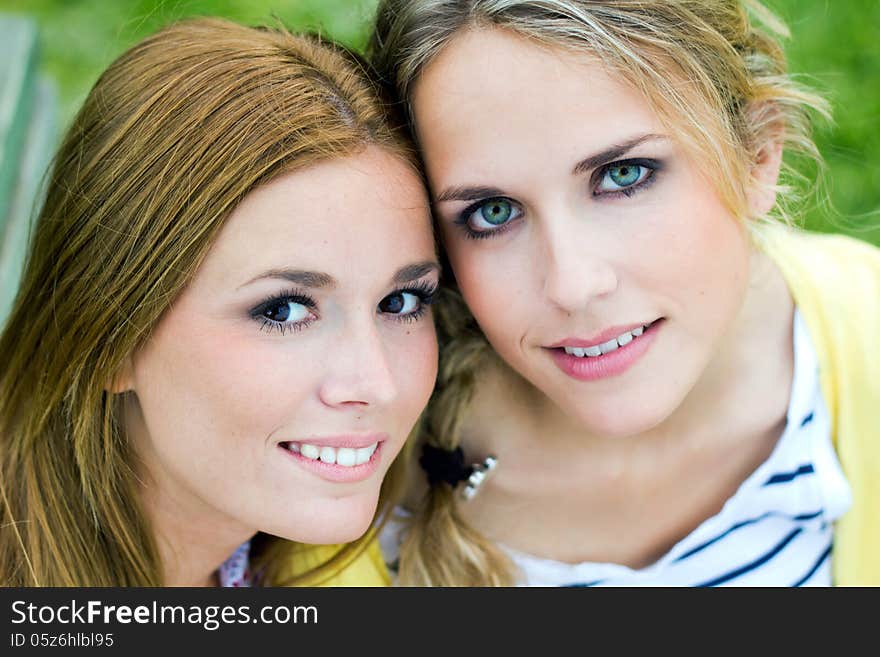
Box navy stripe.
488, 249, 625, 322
564, 580, 604, 588
672, 509, 822, 563
792, 510, 825, 521
694, 528, 803, 587
800, 412, 814, 427
763, 464, 815, 486
792, 544, 832, 587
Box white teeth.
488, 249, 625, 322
355, 444, 377, 465
562, 324, 650, 358
290, 442, 379, 468
336, 447, 356, 467
319, 446, 337, 464
599, 338, 619, 354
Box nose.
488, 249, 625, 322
318, 318, 397, 410
540, 217, 618, 313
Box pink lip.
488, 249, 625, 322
282, 433, 387, 449
547, 321, 654, 349
547, 319, 663, 381
277, 433, 388, 483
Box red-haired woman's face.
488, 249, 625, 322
413, 28, 757, 437
125, 146, 438, 551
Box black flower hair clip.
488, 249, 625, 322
419, 444, 497, 500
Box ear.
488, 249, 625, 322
746, 120, 785, 218
106, 356, 135, 394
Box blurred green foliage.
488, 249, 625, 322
3, 0, 379, 121
2, 0, 878, 242
773, 0, 880, 242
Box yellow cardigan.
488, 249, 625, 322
759, 225, 880, 585
271, 531, 391, 586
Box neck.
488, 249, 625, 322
144, 488, 256, 586
124, 399, 255, 587
140, 480, 255, 587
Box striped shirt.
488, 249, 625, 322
380, 310, 852, 586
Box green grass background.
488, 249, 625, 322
3, 0, 879, 243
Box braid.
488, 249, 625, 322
397, 286, 518, 586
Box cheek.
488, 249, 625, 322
443, 231, 531, 342
389, 322, 438, 417
133, 314, 316, 458
632, 192, 750, 330
677, 207, 747, 292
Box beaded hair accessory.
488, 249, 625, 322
419, 444, 498, 500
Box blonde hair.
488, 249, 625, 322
0, 17, 414, 586
370, 0, 831, 586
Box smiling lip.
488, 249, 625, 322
547, 319, 662, 381
283, 434, 386, 449
278, 433, 388, 483
547, 322, 654, 349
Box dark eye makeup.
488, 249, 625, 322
451, 156, 663, 240
250, 288, 317, 335
249, 280, 438, 335
591, 157, 662, 198
453, 196, 523, 241
378, 279, 438, 324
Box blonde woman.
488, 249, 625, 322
0, 18, 440, 586
371, 0, 880, 585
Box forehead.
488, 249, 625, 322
193, 146, 433, 290
411, 27, 665, 179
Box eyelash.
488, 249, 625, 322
453, 197, 520, 241
388, 280, 439, 324
590, 158, 660, 199
249, 281, 439, 335
250, 288, 317, 335
453, 157, 662, 241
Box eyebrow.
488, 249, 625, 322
572, 133, 667, 175
392, 261, 441, 285
240, 269, 336, 290
435, 185, 507, 204
240, 260, 440, 290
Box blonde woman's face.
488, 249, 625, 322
126, 146, 438, 546
413, 28, 753, 437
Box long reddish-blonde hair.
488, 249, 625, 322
0, 17, 415, 586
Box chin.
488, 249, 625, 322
265, 493, 381, 545
311, 515, 375, 545
562, 393, 674, 439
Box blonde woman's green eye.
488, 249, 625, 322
608, 165, 641, 187
456, 196, 523, 239
595, 159, 659, 197
480, 200, 513, 225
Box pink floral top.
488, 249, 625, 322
217, 541, 253, 587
